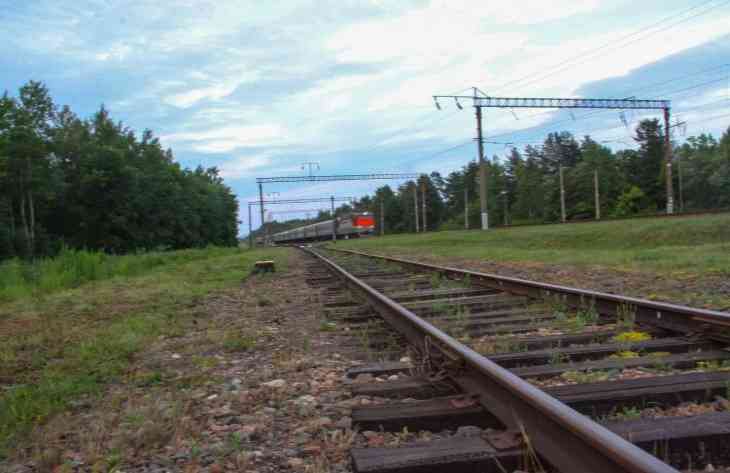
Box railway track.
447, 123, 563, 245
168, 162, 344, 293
301, 246, 730, 473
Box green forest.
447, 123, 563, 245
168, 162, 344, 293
256, 119, 730, 238
4, 81, 728, 251
0, 81, 239, 260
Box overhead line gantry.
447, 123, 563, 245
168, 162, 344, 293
433, 88, 674, 230
247, 196, 357, 248
254, 173, 418, 242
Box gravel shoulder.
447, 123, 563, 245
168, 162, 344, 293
362, 252, 730, 311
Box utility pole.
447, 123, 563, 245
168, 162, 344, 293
678, 156, 684, 212
500, 190, 509, 226
330, 196, 336, 242
475, 89, 488, 230
665, 118, 686, 212
432, 92, 670, 224
421, 179, 427, 232
413, 183, 419, 233
663, 107, 674, 214
504, 197, 509, 226
594, 169, 601, 220
464, 185, 469, 230
594, 169, 602, 220
380, 199, 385, 236
559, 164, 567, 223
248, 204, 253, 249
258, 182, 265, 245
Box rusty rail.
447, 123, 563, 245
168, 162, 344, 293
302, 247, 677, 473
335, 248, 730, 340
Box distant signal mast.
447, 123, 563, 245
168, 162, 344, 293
301, 162, 320, 177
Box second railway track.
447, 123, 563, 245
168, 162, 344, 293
302, 246, 730, 473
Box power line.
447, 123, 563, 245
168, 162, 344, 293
490, 0, 729, 94
396, 34, 730, 171
405, 69, 729, 170
248, 197, 355, 205
399, 67, 730, 178
394, 78, 728, 172
484, 72, 730, 143
500, 68, 730, 137
683, 111, 730, 126
397, 1, 728, 155
489, 100, 728, 153
393, 139, 474, 170
486, 62, 730, 126
350, 2, 728, 161
355, 109, 463, 156
482, 97, 730, 157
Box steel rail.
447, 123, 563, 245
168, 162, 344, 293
302, 247, 677, 473
335, 249, 730, 339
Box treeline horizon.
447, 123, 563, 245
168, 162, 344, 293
0, 81, 239, 260
255, 119, 730, 238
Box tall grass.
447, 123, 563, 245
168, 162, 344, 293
338, 213, 730, 274
0, 247, 238, 302
0, 246, 284, 458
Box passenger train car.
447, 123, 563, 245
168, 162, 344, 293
272, 213, 375, 244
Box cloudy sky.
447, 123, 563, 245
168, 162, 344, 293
2, 0, 729, 234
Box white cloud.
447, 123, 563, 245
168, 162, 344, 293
219, 153, 272, 179
94, 42, 134, 62
161, 124, 285, 153
497, 18, 730, 98
164, 82, 241, 109
288, 73, 374, 114
7, 0, 730, 229
325, 3, 531, 67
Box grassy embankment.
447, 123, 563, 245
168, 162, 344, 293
337, 213, 730, 275
0, 246, 287, 457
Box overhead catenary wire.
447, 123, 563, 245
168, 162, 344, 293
485, 62, 730, 126
412, 83, 730, 172
489, 0, 730, 94
483, 73, 730, 146
262, 3, 730, 222
352, 1, 729, 164
515, 94, 730, 141
386, 74, 730, 177
386, 34, 728, 177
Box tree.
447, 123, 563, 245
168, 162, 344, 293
568, 137, 623, 219
513, 153, 546, 222
541, 131, 581, 173
373, 185, 401, 235
417, 173, 445, 230
441, 160, 478, 228
0, 93, 15, 256
613, 186, 649, 217
0, 81, 239, 260
630, 119, 665, 210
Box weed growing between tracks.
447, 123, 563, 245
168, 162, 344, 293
0, 246, 286, 459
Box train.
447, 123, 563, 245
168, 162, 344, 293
272, 213, 375, 244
